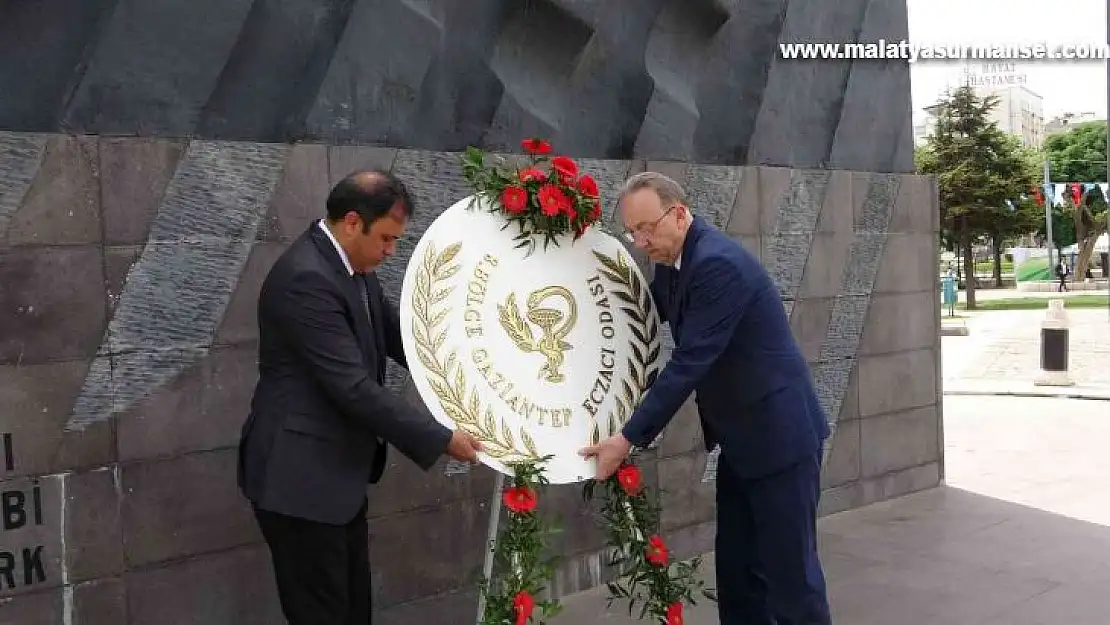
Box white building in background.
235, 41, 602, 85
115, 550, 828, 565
1045, 111, 1102, 136
914, 61, 1045, 148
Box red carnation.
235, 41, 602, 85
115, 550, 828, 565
503, 486, 537, 514
576, 174, 599, 197
616, 464, 643, 495
513, 590, 535, 625
588, 200, 601, 221
646, 535, 668, 567
521, 138, 552, 155
551, 156, 578, 182
519, 167, 547, 183
537, 184, 570, 217
666, 602, 683, 625
501, 186, 528, 214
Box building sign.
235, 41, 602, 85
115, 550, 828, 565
963, 61, 1028, 87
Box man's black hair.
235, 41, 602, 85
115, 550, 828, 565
325, 169, 414, 232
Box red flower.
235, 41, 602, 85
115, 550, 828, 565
646, 535, 668, 567
503, 486, 537, 514
666, 602, 683, 625
537, 184, 570, 217
521, 138, 552, 155
513, 590, 535, 625
576, 174, 599, 197
501, 186, 528, 214
616, 464, 643, 495
519, 167, 547, 183
551, 156, 578, 182
588, 201, 602, 221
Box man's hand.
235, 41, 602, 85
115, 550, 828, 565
446, 429, 483, 463
579, 433, 633, 481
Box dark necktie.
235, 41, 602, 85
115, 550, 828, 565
354, 273, 373, 329
668, 266, 680, 316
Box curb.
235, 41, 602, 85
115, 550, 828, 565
943, 389, 1110, 402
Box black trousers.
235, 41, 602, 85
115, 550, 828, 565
254, 502, 372, 625
715, 451, 831, 625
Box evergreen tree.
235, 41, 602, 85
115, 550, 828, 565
917, 86, 1037, 308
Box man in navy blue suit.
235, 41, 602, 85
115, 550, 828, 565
580, 172, 832, 624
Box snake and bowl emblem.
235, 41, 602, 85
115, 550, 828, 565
496, 286, 579, 383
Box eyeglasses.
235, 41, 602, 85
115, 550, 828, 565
621, 206, 675, 243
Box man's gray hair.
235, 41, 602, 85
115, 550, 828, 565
617, 171, 688, 208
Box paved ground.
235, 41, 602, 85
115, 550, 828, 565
941, 305, 1110, 397
555, 394, 1110, 624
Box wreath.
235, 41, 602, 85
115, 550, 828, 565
462, 138, 715, 625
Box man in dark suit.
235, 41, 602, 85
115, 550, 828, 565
238, 170, 483, 625
581, 172, 832, 624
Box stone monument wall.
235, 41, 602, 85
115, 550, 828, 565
0, 0, 940, 622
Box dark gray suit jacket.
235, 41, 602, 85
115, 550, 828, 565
238, 223, 452, 525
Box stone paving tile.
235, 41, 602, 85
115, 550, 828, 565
943, 309, 1110, 389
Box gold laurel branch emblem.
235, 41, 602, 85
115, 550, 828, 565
588, 250, 661, 446
497, 285, 578, 384
411, 241, 541, 461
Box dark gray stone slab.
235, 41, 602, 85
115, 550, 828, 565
370, 498, 490, 608
367, 452, 497, 519
116, 346, 258, 463
260, 143, 330, 242
0, 245, 106, 365
328, 145, 399, 187
72, 578, 127, 625
100, 137, 185, 246
377, 588, 478, 625
214, 242, 287, 346
656, 398, 704, 458
66, 141, 286, 432
3, 134, 100, 247
0, 361, 115, 477
658, 454, 715, 530
820, 418, 860, 489
64, 468, 124, 584
120, 450, 258, 567
62, 0, 256, 135
0, 588, 62, 625
0, 133, 46, 242
0, 475, 62, 598
788, 297, 836, 362
124, 546, 283, 625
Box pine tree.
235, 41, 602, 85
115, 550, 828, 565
917, 85, 1037, 309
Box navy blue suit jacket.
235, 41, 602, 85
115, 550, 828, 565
621, 217, 830, 479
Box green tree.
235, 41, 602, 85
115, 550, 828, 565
917, 86, 1037, 308
1042, 121, 1108, 278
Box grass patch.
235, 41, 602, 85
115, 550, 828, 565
956, 295, 1110, 311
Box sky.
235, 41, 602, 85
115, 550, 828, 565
907, 0, 1108, 121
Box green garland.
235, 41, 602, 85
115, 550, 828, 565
582, 460, 716, 624
479, 457, 562, 625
